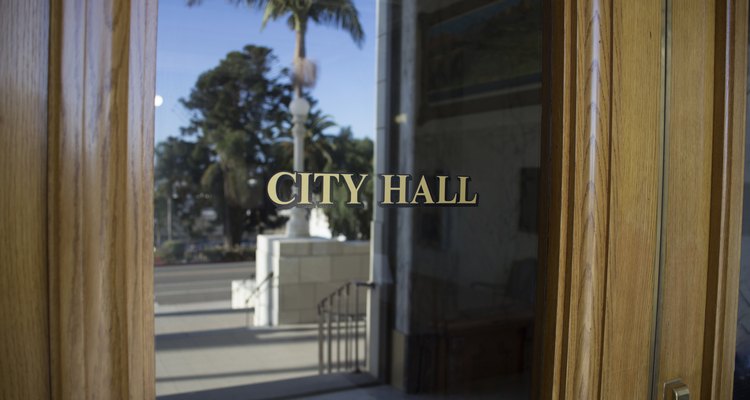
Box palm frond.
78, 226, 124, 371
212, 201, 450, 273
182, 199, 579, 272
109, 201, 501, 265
191, 0, 364, 47
309, 0, 364, 47
201, 163, 222, 189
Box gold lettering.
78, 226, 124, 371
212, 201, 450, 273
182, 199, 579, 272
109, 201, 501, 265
382, 174, 409, 205
341, 174, 369, 205
436, 176, 457, 204
298, 172, 313, 205
267, 172, 296, 206
313, 173, 340, 205
410, 176, 435, 204
457, 176, 478, 205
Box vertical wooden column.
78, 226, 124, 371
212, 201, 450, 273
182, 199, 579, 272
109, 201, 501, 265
701, 1, 749, 399
602, 0, 664, 398
539, 0, 664, 398
47, 0, 156, 399
540, 0, 749, 398
653, 0, 717, 396
539, 0, 614, 397
538, 0, 612, 397
0, 1, 51, 399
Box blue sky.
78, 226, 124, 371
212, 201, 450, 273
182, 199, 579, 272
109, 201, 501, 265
155, 0, 377, 145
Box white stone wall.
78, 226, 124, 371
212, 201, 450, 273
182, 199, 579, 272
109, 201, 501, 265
255, 235, 370, 326
309, 208, 333, 239
254, 235, 281, 326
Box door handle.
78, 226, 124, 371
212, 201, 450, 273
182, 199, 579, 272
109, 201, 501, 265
664, 380, 689, 400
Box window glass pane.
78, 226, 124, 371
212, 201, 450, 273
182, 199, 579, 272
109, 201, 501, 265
734, 30, 750, 398
153, 0, 544, 398
383, 0, 543, 396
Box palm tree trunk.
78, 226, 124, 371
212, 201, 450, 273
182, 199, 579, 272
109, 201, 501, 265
222, 202, 245, 248
295, 24, 306, 60
294, 22, 306, 97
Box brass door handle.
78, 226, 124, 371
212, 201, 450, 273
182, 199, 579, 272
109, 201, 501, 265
664, 380, 689, 400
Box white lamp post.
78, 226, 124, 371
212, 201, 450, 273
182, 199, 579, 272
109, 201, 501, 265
286, 95, 311, 238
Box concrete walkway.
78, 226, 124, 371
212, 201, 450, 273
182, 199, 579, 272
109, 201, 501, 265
156, 260, 328, 398
154, 263, 524, 399
156, 302, 323, 397
157, 373, 378, 400
156, 262, 367, 399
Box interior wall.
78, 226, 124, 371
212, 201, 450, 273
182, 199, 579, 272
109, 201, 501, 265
403, 0, 542, 334
411, 106, 540, 330
0, 1, 51, 398
381, 0, 543, 393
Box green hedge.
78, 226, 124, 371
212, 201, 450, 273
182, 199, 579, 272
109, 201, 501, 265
155, 241, 255, 265
155, 240, 187, 264
201, 247, 255, 262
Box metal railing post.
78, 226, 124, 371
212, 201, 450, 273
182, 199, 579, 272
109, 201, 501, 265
354, 284, 360, 373
345, 283, 350, 370
318, 301, 325, 375
363, 305, 368, 372
336, 288, 342, 371
327, 294, 333, 374
315, 280, 374, 375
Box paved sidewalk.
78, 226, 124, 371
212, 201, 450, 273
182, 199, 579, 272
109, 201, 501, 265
155, 263, 329, 398
156, 300, 321, 398
154, 263, 524, 399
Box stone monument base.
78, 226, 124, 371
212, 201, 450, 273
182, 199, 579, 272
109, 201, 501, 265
254, 235, 370, 326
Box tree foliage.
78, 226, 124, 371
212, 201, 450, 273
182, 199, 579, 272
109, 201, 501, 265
154, 138, 214, 242
188, 0, 364, 47
155, 44, 374, 246
323, 127, 373, 239
178, 45, 292, 246
188, 0, 364, 93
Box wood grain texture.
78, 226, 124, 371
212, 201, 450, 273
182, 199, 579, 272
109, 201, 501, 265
602, 0, 663, 398
539, 0, 614, 398
540, 0, 747, 398
701, 0, 748, 398
47, 0, 157, 398
655, 0, 716, 396
0, 1, 51, 399
566, 0, 611, 398
535, 1, 574, 398
540, 0, 666, 398
48, 0, 86, 397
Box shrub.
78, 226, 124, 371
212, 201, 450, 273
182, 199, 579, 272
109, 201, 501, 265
155, 240, 188, 264
200, 246, 255, 263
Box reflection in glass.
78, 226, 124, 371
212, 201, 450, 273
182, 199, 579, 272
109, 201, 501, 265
381, 0, 542, 396
734, 32, 750, 398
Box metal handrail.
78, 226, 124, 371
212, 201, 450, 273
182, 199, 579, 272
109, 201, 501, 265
244, 272, 274, 327
247, 272, 274, 304
317, 281, 374, 375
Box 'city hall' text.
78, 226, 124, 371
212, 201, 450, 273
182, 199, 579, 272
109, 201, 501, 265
267, 172, 479, 207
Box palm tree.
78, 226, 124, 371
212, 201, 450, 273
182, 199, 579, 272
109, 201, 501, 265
189, 0, 365, 97
274, 108, 337, 172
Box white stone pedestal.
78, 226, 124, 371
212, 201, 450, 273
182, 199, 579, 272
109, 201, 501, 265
254, 235, 370, 326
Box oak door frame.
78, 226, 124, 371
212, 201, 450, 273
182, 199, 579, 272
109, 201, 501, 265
47, 0, 157, 399
536, 0, 748, 399
0, 1, 51, 398
30, 0, 750, 398
702, 0, 748, 398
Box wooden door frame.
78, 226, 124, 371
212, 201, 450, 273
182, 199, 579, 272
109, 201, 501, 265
703, 0, 748, 398
0, 1, 51, 398
536, 0, 748, 399
10, 0, 744, 398
47, 0, 157, 398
